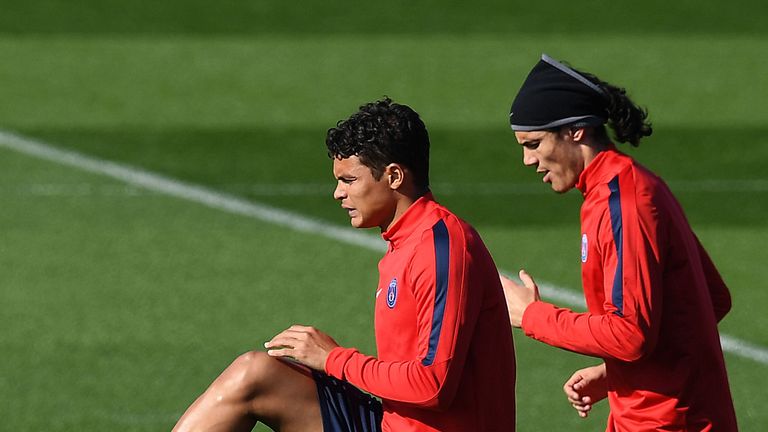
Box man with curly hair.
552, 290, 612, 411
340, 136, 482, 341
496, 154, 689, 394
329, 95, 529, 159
172, 98, 517, 432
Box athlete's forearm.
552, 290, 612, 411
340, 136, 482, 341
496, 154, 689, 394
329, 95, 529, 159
523, 301, 654, 362
325, 347, 454, 409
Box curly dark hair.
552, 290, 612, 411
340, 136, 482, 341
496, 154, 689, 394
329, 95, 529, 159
326, 97, 430, 189
578, 69, 653, 147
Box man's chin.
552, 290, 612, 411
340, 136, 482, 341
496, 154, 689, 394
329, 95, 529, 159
551, 183, 576, 194
349, 218, 366, 229
351, 219, 381, 230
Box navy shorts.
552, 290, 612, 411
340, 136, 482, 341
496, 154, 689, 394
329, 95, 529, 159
312, 371, 383, 432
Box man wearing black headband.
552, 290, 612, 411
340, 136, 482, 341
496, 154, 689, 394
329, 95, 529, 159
501, 54, 738, 431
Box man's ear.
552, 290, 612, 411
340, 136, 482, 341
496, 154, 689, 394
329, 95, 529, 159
384, 163, 406, 190
570, 127, 586, 142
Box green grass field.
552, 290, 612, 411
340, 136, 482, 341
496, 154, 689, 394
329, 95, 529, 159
2, 1, 767, 430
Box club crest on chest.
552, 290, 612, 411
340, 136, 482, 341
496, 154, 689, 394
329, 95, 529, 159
386, 278, 398, 309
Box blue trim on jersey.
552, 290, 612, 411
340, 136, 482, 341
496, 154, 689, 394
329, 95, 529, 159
608, 176, 624, 317
423, 219, 450, 366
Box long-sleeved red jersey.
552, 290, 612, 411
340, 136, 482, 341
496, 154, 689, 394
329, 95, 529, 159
522, 148, 737, 431
325, 193, 517, 431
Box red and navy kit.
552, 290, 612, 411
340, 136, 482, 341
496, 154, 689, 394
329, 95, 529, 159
325, 193, 517, 432
522, 148, 737, 431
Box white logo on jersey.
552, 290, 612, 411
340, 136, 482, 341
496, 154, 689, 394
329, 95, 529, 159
581, 233, 588, 263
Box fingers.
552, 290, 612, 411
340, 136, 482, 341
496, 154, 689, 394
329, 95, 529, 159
265, 335, 297, 349
568, 396, 592, 410
572, 399, 592, 418
265, 333, 298, 349
286, 324, 316, 333
563, 365, 608, 419
264, 326, 326, 358
566, 389, 585, 405
568, 389, 593, 418
498, 272, 521, 290
264, 330, 297, 353
564, 384, 581, 403
264, 346, 295, 358
265, 341, 299, 361
563, 370, 583, 397
564, 371, 582, 387
564, 372, 592, 418
266, 325, 317, 346
265, 328, 313, 351
518, 269, 538, 290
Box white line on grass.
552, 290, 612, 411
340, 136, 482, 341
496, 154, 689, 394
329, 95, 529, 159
0, 130, 384, 253
1, 128, 765, 365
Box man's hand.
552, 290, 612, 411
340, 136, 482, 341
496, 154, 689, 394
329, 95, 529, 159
563, 363, 608, 418
500, 269, 541, 327
264, 325, 340, 371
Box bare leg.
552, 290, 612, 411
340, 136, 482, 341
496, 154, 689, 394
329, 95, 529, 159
173, 351, 323, 432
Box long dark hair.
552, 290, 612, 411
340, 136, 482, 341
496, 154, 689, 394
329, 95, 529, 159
579, 70, 653, 147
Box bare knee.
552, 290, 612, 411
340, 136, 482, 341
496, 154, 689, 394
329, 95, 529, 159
181, 351, 320, 431
215, 351, 283, 400
219, 351, 319, 426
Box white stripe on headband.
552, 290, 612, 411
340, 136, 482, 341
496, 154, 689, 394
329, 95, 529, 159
541, 54, 605, 96
509, 115, 606, 131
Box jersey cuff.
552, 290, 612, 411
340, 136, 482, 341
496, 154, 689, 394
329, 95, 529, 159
521, 300, 555, 338
324, 346, 359, 379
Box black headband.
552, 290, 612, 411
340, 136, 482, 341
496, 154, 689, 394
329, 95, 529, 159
509, 54, 607, 131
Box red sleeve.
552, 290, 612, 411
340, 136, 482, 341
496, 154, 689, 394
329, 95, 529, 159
694, 235, 731, 322
324, 219, 479, 409
522, 173, 663, 362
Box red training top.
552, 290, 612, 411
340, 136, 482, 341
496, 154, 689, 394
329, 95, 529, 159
325, 193, 517, 432
523, 148, 737, 431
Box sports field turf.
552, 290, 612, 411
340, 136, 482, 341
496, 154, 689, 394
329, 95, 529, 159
1, 1, 767, 430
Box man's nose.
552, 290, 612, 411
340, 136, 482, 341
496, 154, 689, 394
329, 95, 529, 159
333, 182, 346, 200
523, 149, 537, 166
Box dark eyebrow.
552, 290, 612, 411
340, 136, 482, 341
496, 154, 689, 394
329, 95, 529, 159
519, 139, 540, 146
